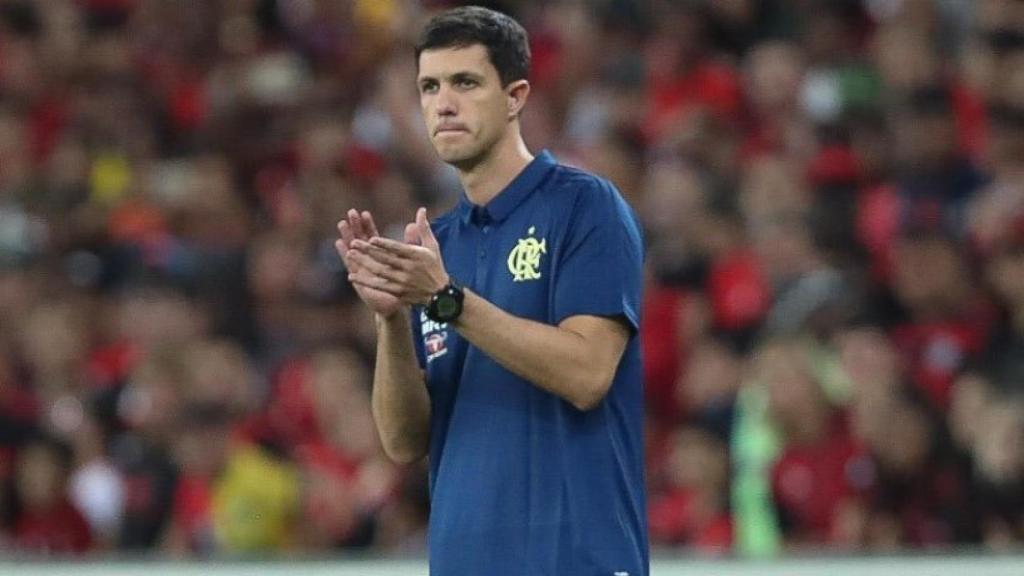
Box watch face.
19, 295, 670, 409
436, 296, 459, 319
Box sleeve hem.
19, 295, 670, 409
554, 300, 640, 333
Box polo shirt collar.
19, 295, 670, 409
457, 150, 556, 225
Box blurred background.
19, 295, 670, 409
1, 0, 1024, 563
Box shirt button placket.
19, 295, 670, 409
475, 210, 491, 282
481, 216, 491, 248
477, 237, 488, 282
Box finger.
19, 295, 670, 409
337, 222, 354, 253
352, 245, 399, 274
350, 272, 404, 297
347, 273, 390, 298
347, 248, 406, 282
362, 211, 381, 238
341, 249, 362, 273
416, 207, 440, 252
369, 235, 423, 257
351, 275, 420, 306
351, 239, 410, 270
348, 209, 366, 240
334, 239, 350, 260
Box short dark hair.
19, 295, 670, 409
415, 6, 531, 87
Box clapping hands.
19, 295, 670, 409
336, 208, 450, 316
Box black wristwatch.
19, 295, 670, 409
425, 279, 464, 323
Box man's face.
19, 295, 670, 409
417, 44, 512, 167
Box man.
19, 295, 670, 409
335, 6, 648, 575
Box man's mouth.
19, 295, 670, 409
435, 125, 468, 135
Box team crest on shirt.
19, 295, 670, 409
507, 226, 546, 281
420, 311, 449, 362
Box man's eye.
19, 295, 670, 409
421, 83, 438, 93
457, 79, 477, 88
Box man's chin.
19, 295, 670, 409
435, 146, 480, 167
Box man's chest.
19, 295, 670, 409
443, 217, 561, 318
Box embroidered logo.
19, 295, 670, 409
507, 226, 546, 282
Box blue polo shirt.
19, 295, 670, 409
412, 150, 648, 576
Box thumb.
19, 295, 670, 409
416, 207, 440, 252
404, 222, 420, 245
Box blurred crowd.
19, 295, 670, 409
1, 0, 1023, 559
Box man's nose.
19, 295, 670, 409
436, 85, 457, 116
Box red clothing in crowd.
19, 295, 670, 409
890, 308, 993, 412
644, 60, 743, 141
771, 419, 874, 543
15, 500, 93, 554
640, 286, 691, 424
169, 474, 215, 550
649, 487, 732, 552
706, 249, 770, 333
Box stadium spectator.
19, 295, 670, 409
1, 0, 1023, 559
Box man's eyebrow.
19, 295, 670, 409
449, 71, 484, 81
418, 71, 485, 83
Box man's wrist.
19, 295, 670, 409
424, 278, 464, 323
375, 309, 409, 329
426, 274, 451, 306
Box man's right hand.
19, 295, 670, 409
336, 209, 407, 319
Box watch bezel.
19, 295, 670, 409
426, 280, 464, 323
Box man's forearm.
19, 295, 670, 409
372, 311, 431, 463
452, 289, 627, 411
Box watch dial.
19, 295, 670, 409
437, 297, 458, 318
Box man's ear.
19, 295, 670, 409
506, 79, 530, 119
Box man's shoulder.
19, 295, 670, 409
547, 162, 637, 221
542, 163, 631, 218
547, 162, 617, 196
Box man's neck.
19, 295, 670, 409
458, 132, 534, 206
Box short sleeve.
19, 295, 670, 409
552, 178, 644, 331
